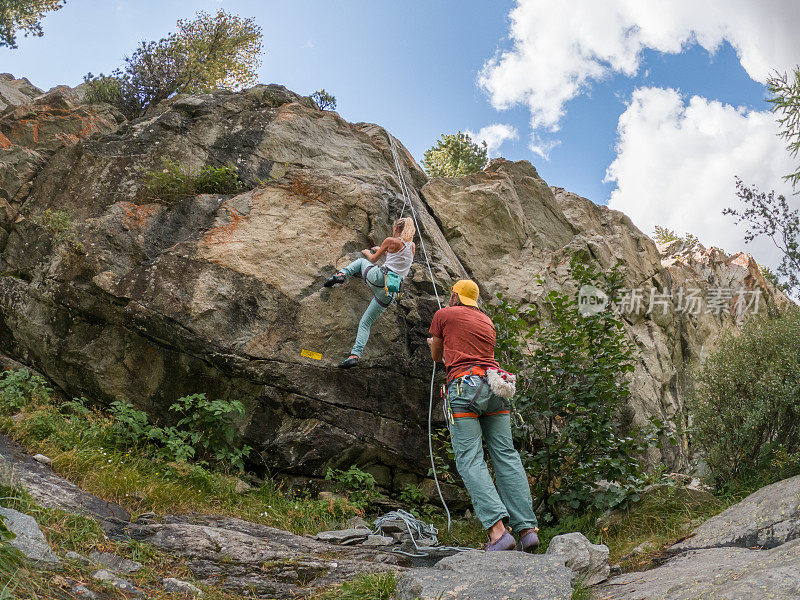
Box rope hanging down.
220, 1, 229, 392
386, 135, 452, 533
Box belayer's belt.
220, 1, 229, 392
444, 365, 510, 419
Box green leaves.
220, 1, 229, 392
422, 131, 488, 177
0, 369, 52, 414
109, 393, 251, 472
487, 251, 651, 518
143, 159, 245, 203
690, 309, 800, 486
311, 89, 337, 111
84, 9, 263, 119
0, 0, 65, 48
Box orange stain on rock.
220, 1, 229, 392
120, 202, 161, 230
201, 205, 249, 258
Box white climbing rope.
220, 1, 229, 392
372, 509, 473, 557
386, 135, 453, 533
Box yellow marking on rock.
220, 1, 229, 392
300, 349, 323, 361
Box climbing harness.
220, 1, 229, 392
363, 264, 400, 306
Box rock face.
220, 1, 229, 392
0, 76, 794, 490
395, 550, 574, 600
0, 434, 130, 524
0, 74, 42, 111
545, 532, 610, 585
672, 475, 800, 552
0, 506, 60, 565
596, 475, 800, 599
124, 514, 404, 597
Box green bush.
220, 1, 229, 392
110, 394, 252, 471
422, 131, 488, 177
691, 309, 800, 487
487, 252, 657, 521
144, 159, 244, 202
311, 89, 337, 111
84, 10, 262, 119
31, 208, 73, 243
168, 393, 251, 471
325, 465, 383, 508
0, 369, 52, 413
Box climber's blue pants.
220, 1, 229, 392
447, 377, 538, 533
340, 258, 396, 357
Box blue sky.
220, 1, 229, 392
3, 1, 798, 268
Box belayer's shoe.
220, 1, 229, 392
518, 529, 540, 553
323, 273, 346, 288
483, 530, 516, 551
338, 356, 360, 369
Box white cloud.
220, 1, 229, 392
479, 0, 800, 137
465, 123, 518, 157
605, 87, 797, 269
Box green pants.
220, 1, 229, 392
446, 376, 538, 533
341, 258, 396, 357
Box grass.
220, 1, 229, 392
0, 395, 365, 536
309, 572, 397, 600
144, 159, 245, 203
0, 367, 780, 598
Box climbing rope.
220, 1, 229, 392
372, 509, 473, 557
386, 134, 454, 534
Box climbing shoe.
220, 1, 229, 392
483, 530, 515, 551
518, 529, 540, 553
338, 356, 360, 369
323, 273, 346, 288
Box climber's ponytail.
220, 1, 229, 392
393, 216, 415, 243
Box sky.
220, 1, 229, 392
3, 0, 800, 273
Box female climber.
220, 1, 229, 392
323, 217, 416, 369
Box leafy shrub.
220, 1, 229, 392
325, 465, 383, 508
691, 309, 800, 486
0, 369, 52, 413
84, 10, 262, 119
422, 131, 487, 177
652, 225, 699, 248
311, 89, 337, 111
169, 393, 251, 471
487, 252, 656, 520
428, 427, 456, 483
109, 394, 251, 471
144, 159, 244, 203
31, 208, 73, 243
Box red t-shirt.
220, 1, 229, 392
429, 305, 500, 382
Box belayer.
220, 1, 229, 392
428, 279, 539, 551
323, 217, 416, 368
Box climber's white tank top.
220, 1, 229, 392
383, 241, 414, 278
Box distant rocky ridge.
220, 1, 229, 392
0, 74, 794, 495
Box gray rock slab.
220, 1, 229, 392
314, 528, 370, 545
163, 577, 204, 597
361, 534, 395, 546
125, 514, 404, 598
673, 475, 800, 551
545, 532, 610, 585
596, 538, 800, 600
92, 569, 142, 596
71, 585, 98, 599
0, 507, 59, 565
396, 550, 573, 600
89, 550, 143, 574
0, 434, 130, 524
